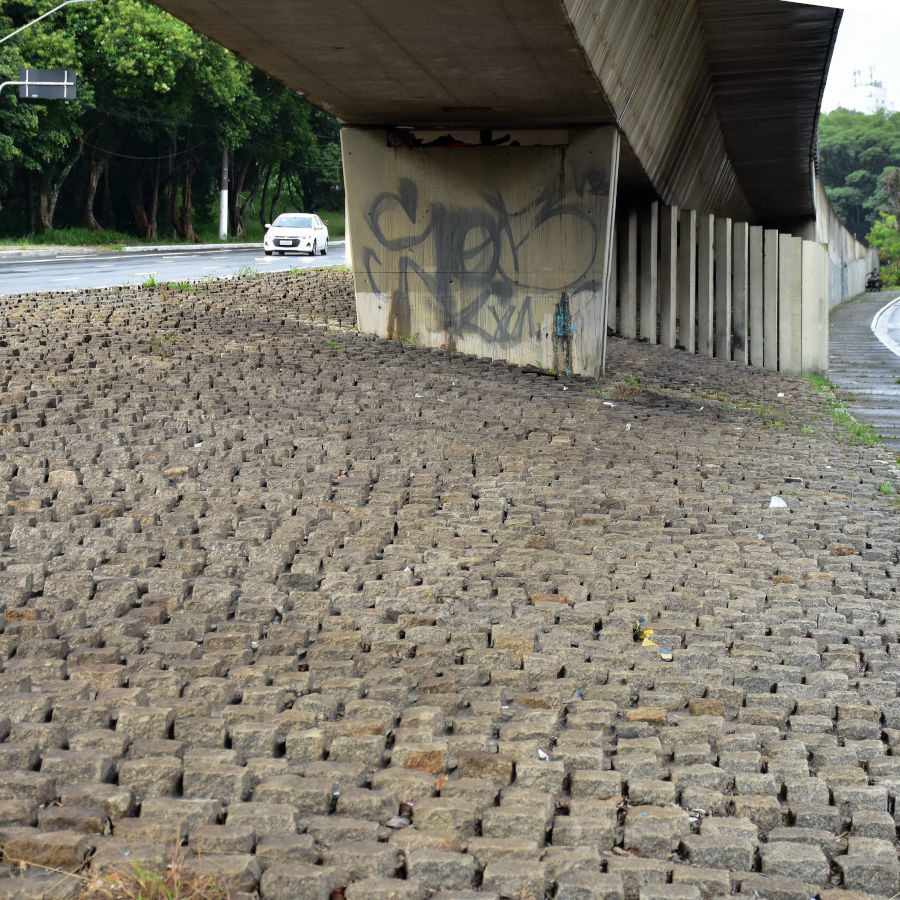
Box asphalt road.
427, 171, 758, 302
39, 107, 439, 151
872, 294, 900, 359
0, 243, 347, 295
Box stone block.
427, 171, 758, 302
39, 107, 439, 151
259, 862, 337, 900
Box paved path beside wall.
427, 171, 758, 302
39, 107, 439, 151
829, 290, 900, 454
0, 271, 899, 899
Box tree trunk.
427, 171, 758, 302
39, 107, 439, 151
258, 166, 273, 230
173, 157, 200, 243
36, 148, 81, 233
267, 167, 284, 225
167, 138, 178, 239
82, 150, 108, 231
229, 156, 259, 238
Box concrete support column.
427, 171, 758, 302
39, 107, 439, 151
697, 213, 714, 358
778, 234, 803, 374
619, 209, 639, 340
749, 226, 764, 368
763, 229, 779, 370
343, 125, 621, 377
677, 208, 696, 353
801, 240, 828, 373
659, 205, 678, 349
714, 217, 732, 360
732, 221, 749, 366
639, 202, 658, 344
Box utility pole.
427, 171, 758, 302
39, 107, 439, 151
219, 144, 228, 240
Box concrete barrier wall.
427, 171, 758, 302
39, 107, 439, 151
611, 203, 830, 374
343, 126, 620, 378
813, 178, 879, 307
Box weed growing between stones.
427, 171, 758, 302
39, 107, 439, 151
807, 374, 881, 447
80, 844, 230, 900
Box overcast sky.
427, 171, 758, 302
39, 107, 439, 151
783, 0, 900, 112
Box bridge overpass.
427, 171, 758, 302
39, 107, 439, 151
152, 0, 874, 376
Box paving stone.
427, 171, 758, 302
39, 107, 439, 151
0, 272, 897, 895
405, 850, 477, 892
259, 861, 338, 900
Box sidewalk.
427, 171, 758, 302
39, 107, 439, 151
0, 269, 898, 898
829, 289, 900, 453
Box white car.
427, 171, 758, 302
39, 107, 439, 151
264, 213, 329, 256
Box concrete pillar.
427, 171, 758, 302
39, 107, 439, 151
778, 234, 803, 374
801, 240, 828, 373
749, 225, 764, 368
677, 208, 696, 353
732, 221, 749, 366
342, 126, 621, 378
639, 202, 658, 344
763, 229, 779, 370
659, 205, 678, 349
697, 213, 714, 358
619, 209, 638, 340
714, 217, 732, 360
608, 230, 618, 337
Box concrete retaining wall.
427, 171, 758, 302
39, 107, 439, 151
610, 203, 830, 375
814, 178, 879, 307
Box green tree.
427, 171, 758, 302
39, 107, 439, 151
819, 108, 900, 238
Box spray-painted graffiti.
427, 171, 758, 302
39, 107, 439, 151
361, 165, 610, 348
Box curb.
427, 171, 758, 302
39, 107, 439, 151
0, 240, 345, 262
870, 293, 900, 360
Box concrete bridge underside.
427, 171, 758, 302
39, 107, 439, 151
151, 0, 842, 376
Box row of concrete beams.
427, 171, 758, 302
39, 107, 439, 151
148, 0, 840, 228
611, 204, 828, 374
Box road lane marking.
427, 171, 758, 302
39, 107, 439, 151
871, 295, 900, 359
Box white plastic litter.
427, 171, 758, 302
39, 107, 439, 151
769, 496, 788, 508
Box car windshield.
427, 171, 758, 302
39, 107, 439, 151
274, 215, 313, 228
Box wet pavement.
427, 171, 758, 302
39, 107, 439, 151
0, 270, 898, 899
829, 290, 900, 455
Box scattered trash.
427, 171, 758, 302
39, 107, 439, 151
633, 617, 673, 662
414, 392, 424, 399
569, 689, 584, 702
777, 392, 785, 398
193, 442, 202, 449
625, 423, 632, 431
757, 534, 764, 540
784, 476, 803, 484
537, 749, 550, 761
699, 406, 704, 411
769, 496, 788, 508
435, 774, 449, 792
603, 401, 615, 407
386, 816, 410, 829
399, 801, 414, 817
562, 386, 568, 391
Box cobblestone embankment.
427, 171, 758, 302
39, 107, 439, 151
0, 270, 899, 899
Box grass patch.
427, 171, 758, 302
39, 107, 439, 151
807, 374, 880, 447
1, 227, 137, 248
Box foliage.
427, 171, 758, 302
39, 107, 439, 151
0, 0, 343, 241
818, 108, 900, 238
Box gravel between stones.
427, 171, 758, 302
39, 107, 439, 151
0, 269, 899, 899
